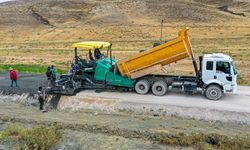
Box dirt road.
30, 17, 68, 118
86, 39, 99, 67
58, 86, 250, 124
71, 86, 250, 112
1, 72, 250, 124
0, 72, 46, 94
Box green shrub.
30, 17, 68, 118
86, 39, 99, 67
5, 124, 62, 150
0, 131, 7, 141
5, 123, 24, 140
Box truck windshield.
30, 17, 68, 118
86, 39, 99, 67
216, 61, 231, 74
231, 61, 237, 75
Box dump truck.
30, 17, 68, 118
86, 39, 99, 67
48, 27, 237, 100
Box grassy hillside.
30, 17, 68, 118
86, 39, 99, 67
0, 0, 250, 84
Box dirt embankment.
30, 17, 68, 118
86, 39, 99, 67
0, 102, 250, 149
0, 72, 250, 149
1, 72, 250, 125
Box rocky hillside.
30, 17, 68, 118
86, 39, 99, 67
0, 0, 249, 42
1, 0, 250, 27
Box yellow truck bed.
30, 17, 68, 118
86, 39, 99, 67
116, 27, 193, 79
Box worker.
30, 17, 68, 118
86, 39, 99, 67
46, 67, 52, 87
71, 63, 77, 79
94, 48, 102, 60
37, 86, 44, 111
9, 67, 18, 87
51, 65, 57, 81
89, 49, 94, 61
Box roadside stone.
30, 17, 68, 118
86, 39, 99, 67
0, 144, 6, 150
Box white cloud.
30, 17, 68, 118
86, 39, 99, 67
0, 0, 13, 3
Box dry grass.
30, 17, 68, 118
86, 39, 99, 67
1, 35, 249, 84
3, 123, 62, 150
160, 132, 250, 150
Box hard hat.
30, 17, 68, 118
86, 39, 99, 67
9, 67, 13, 71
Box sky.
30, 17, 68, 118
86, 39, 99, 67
0, 0, 13, 3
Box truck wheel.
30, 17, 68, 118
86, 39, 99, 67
205, 85, 222, 100
152, 80, 167, 96
135, 80, 150, 94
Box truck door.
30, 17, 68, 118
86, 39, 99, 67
215, 61, 232, 92
202, 60, 215, 82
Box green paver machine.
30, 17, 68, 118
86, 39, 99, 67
48, 41, 133, 95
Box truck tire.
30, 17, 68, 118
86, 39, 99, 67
135, 80, 150, 94
205, 85, 222, 100
152, 80, 167, 96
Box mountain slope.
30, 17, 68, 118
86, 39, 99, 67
0, 0, 249, 27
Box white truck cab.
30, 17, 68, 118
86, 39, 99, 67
202, 53, 237, 100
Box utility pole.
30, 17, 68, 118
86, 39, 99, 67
160, 20, 164, 43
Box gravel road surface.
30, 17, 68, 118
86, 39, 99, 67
1, 72, 250, 124
0, 72, 46, 94
59, 86, 250, 124
70, 86, 250, 113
